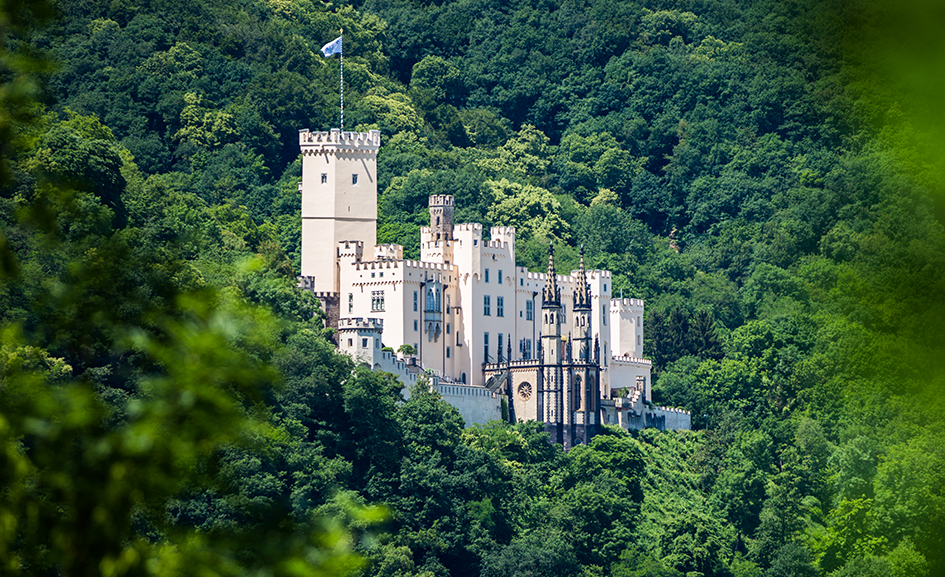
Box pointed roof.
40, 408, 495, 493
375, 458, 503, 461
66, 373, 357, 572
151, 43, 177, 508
542, 242, 560, 308
574, 245, 591, 311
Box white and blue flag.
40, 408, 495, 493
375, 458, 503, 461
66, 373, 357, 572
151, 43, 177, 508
321, 36, 342, 57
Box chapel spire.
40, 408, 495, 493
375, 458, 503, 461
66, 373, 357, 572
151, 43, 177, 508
574, 245, 591, 311
542, 242, 561, 307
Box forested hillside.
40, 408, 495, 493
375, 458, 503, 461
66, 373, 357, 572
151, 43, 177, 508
2, 0, 944, 576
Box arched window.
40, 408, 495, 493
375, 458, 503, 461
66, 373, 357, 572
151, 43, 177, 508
574, 375, 583, 409
461, 372, 467, 384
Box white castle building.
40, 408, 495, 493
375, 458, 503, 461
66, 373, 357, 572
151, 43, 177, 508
297, 128, 689, 446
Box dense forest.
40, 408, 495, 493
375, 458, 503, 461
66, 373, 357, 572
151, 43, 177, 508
2, 0, 944, 576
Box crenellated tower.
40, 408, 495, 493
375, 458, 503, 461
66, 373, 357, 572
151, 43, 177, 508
428, 194, 454, 241
298, 128, 381, 293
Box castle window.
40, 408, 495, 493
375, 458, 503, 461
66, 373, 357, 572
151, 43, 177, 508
362, 338, 368, 348
371, 291, 385, 311
413, 291, 418, 311
498, 333, 504, 361
348, 293, 353, 313
575, 375, 582, 409
637, 335, 641, 346
321, 173, 327, 184
484, 332, 489, 361
379, 272, 383, 278
520, 278, 524, 286
604, 284, 608, 292
414, 320, 418, 331
603, 314, 607, 326
526, 300, 534, 320
348, 338, 353, 347
446, 346, 451, 359
446, 323, 451, 334
498, 270, 503, 283
483, 295, 491, 316
436, 216, 440, 226
497, 296, 504, 317
352, 174, 358, 185
485, 269, 490, 283
371, 272, 375, 278
462, 373, 467, 384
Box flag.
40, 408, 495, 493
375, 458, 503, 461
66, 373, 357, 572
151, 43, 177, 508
321, 36, 342, 57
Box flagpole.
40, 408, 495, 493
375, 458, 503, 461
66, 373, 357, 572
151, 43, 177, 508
339, 28, 344, 131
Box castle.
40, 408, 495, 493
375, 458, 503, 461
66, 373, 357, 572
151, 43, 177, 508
297, 128, 689, 447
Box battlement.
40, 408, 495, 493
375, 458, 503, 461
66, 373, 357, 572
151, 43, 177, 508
299, 128, 381, 151
490, 226, 516, 238
587, 270, 612, 280
429, 195, 454, 207
611, 354, 652, 366
483, 359, 541, 371
454, 223, 483, 232
402, 260, 452, 272
374, 244, 403, 260
337, 317, 383, 332
483, 240, 510, 250
652, 405, 690, 415
610, 297, 645, 310
356, 260, 400, 270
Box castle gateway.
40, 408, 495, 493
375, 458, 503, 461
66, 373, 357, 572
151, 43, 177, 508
297, 128, 689, 446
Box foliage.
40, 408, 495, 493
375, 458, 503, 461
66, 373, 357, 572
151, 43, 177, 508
3, 0, 945, 576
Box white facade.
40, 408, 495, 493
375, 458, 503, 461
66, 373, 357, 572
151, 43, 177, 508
298, 129, 689, 432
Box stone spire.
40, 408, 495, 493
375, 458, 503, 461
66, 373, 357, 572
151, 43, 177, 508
543, 242, 560, 307
573, 245, 591, 311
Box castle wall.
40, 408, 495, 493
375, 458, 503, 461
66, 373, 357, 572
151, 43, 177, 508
432, 383, 501, 425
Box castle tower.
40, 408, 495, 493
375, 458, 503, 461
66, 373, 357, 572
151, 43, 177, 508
298, 128, 381, 292
428, 195, 454, 241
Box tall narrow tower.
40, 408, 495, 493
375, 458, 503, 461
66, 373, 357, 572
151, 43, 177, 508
428, 194, 454, 241
299, 128, 381, 292
540, 244, 563, 444
571, 247, 600, 446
